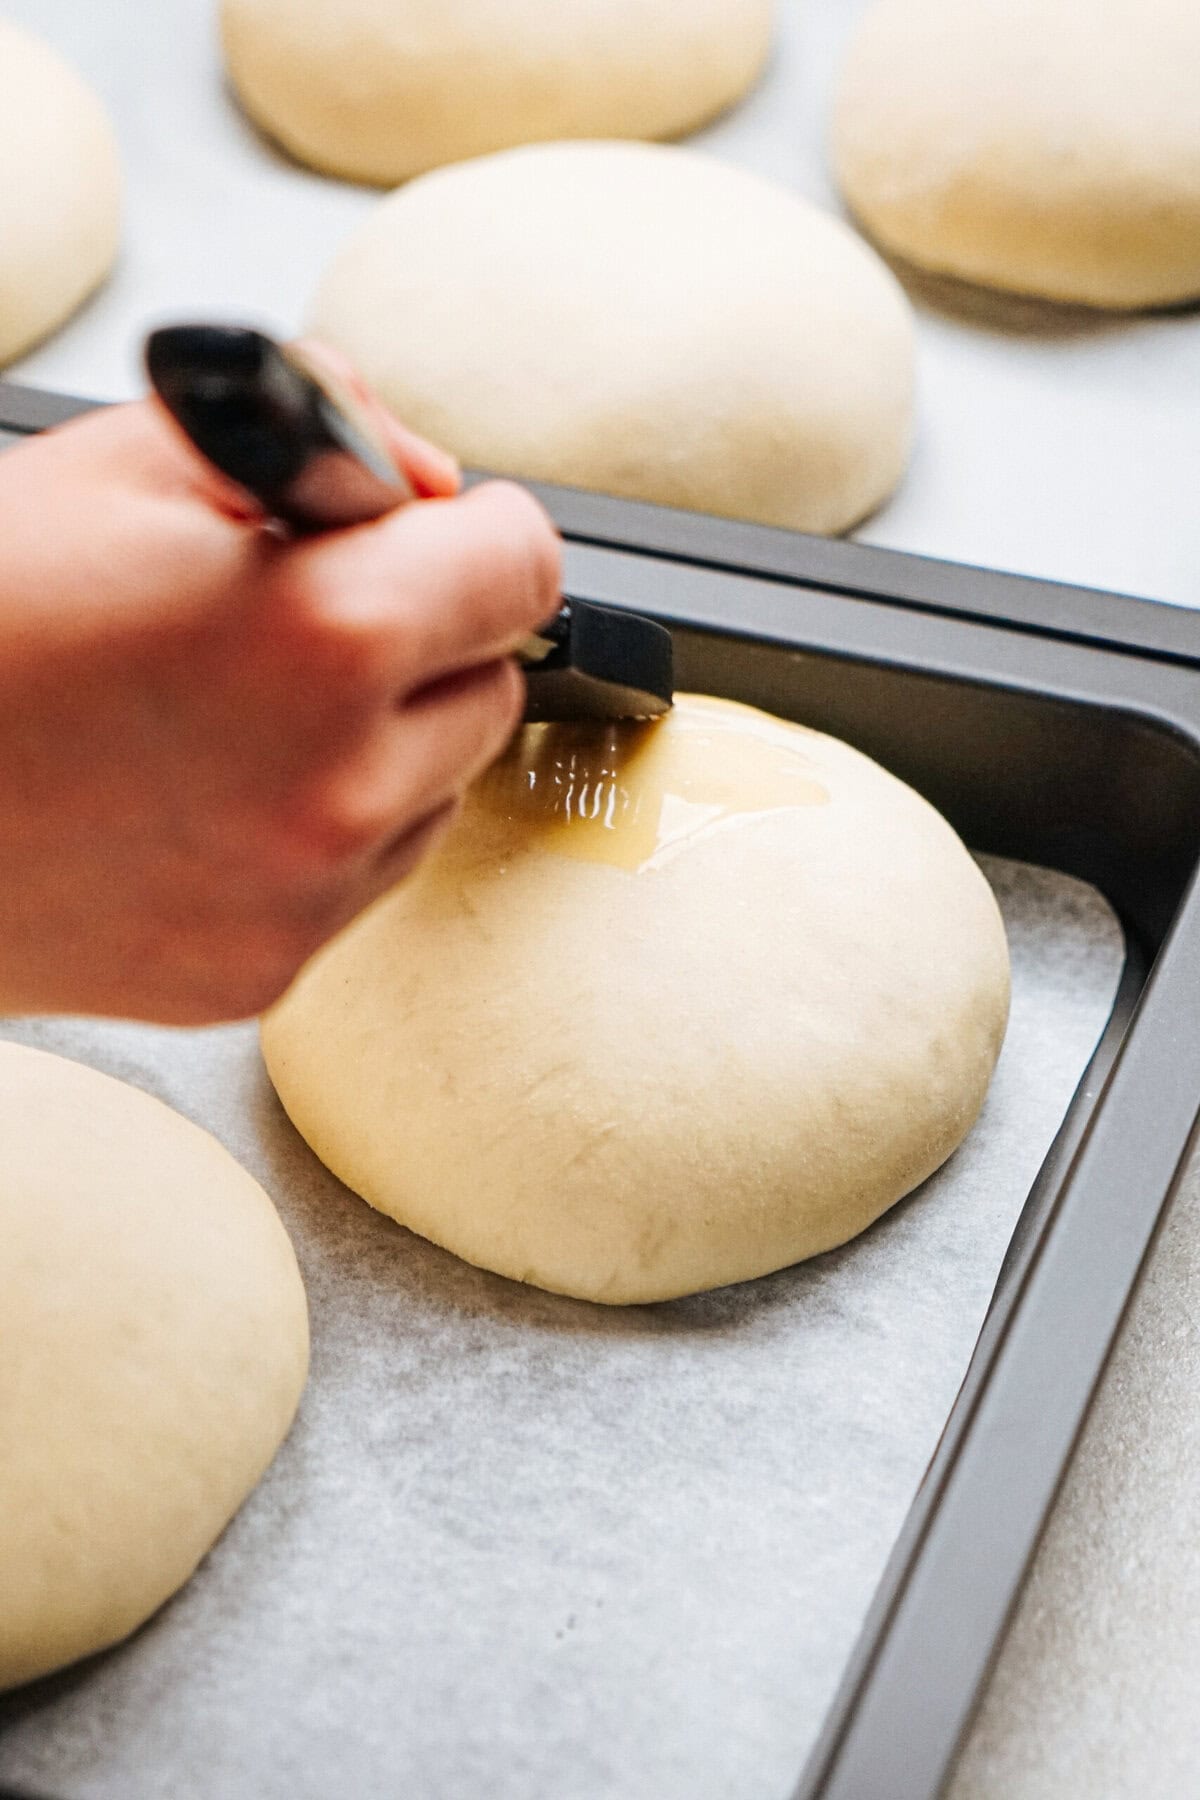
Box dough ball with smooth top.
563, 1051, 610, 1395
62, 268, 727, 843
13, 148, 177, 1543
262, 695, 1009, 1306
308, 141, 916, 534
0, 19, 120, 367
832, 0, 1200, 310
0, 1044, 309, 1690
221, 0, 773, 186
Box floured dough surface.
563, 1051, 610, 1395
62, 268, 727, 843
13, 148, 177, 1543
0, 1044, 308, 1690
309, 141, 915, 535
0, 19, 120, 367
262, 695, 1010, 1305
221, 0, 773, 185
832, 0, 1200, 310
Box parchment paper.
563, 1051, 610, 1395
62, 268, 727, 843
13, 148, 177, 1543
0, 0, 1187, 1785
0, 858, 1124, 1800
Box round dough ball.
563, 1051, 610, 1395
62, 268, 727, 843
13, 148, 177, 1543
221, 0, 773, 186
0, 1044, 308, 1690
0, 20, 120, 367
262, 695, 1009, 1306
309, 142, 915, 535
832, 0, 1200, 310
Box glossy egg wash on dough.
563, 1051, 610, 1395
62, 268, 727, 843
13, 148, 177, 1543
476, 693, 829, 872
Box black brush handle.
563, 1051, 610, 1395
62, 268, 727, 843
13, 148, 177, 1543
145, 325, 672, 721
146, 324, 410, 529
146, 323, 570, 655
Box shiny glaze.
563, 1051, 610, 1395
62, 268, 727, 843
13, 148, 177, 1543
478, 693, 828, 871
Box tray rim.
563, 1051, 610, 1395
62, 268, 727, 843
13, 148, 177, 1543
3, 379, 1200, 1800
7, 375, 1200, 668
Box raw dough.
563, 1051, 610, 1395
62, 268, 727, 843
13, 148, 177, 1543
309, 141, 915, 535
0, 1044, 308, 1690
832, 0, 1200, 310
221, 0, 773, 186
0, 20, 120, 367
262, 695, 1010, 1305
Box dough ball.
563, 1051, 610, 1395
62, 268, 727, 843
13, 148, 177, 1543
221, 0, 773, 186
262, 695, 1009, 1306
832, 0, 1200, 310
0, 1044, 308, 1690
0, 20, 120, 367
309, 142, 915, 534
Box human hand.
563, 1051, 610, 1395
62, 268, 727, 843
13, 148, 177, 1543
0, 365, 560, 1022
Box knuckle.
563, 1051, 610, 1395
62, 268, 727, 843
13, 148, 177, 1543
444, 659, 524, 784
274, 784, 384, 870
254, 763, 386, 881
482, 656, 525, 737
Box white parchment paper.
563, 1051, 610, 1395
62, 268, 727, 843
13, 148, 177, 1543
0, 859, 1123, 1800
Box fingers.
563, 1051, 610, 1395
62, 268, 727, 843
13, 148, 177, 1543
384, 481, 562, 690
291, 337, 461, 500
319, 796, 462, 946
375, 416, 461, 503
278, 477, 563, 697
379, 654, 525, 814
277, 656, 523, 876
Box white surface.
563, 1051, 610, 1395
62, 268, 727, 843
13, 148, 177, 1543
948, 1156, 1200, 1799
5, 0, 1200, 608
2, 3, 1200, 1795
0, 864, 1121, 1800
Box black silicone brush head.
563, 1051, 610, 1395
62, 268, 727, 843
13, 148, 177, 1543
522, 599, 674, 722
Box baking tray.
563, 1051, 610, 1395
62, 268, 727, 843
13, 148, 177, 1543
2, 380, 1200, 1800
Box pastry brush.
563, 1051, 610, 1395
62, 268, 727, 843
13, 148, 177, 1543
145, 325, 673, 723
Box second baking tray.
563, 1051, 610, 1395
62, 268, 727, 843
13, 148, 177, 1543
2, 382, 1199, 1800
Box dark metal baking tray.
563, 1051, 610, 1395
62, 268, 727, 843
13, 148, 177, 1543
3, 379, 1199, 1800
